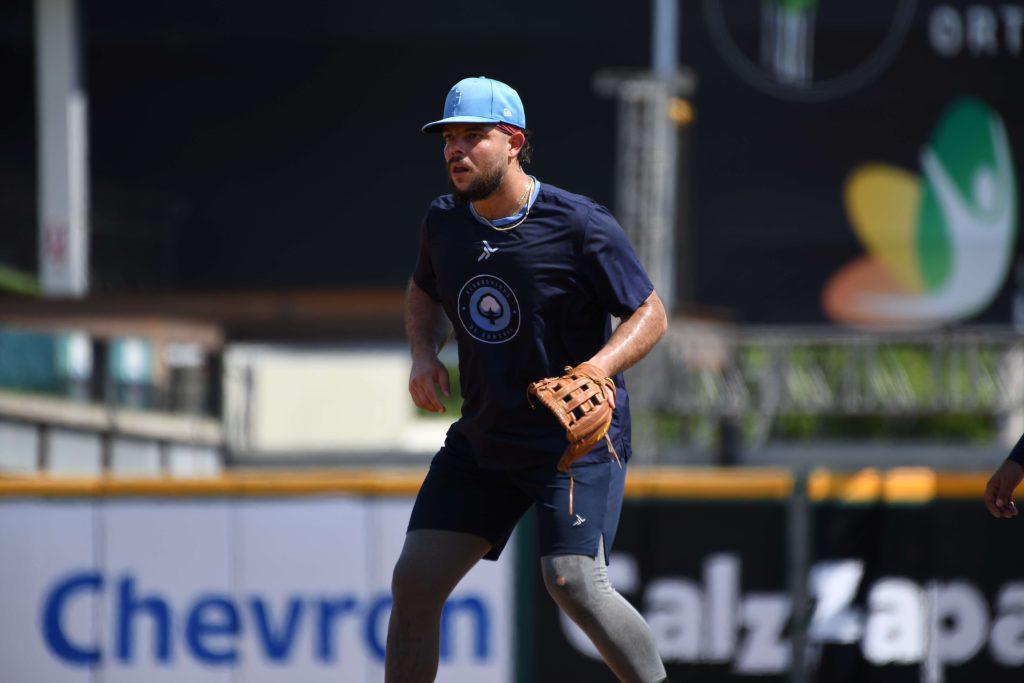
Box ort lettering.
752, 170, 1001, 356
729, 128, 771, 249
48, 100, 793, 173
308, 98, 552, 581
929, 4, 1024, 57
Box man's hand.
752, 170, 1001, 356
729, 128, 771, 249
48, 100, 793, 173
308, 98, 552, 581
409, 354, 450, 414
602, 383, 616, 411
984, 459, 1023, 518
590, 361, 615, 411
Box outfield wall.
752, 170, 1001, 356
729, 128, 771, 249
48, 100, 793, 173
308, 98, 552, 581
0, 469, 1017, 683
0, 472, 512, 683
523, 470, 1021, 683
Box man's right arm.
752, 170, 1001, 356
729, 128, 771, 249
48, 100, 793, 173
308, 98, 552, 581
405, 278, 452, 414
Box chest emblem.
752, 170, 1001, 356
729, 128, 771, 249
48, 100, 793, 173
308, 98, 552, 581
478, 240, 499, 261
458, 274, 521, 344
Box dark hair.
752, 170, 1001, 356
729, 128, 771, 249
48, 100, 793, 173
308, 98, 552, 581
516, 129, 533, 167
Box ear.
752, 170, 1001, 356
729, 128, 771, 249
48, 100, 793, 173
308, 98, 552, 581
507, 130, 526, 160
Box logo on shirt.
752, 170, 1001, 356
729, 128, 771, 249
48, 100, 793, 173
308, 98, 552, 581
572, 514, 587, 527
478, 240, 499, 261
458, 274, 521, 344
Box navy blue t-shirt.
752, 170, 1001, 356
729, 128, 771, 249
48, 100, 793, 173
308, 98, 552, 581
412, 182, 654, 470
1009, 433, 1024, 464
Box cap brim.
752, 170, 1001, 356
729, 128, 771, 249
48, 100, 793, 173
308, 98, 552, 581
421, 115, 501, 133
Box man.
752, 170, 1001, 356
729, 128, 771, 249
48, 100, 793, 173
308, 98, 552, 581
985, 436, 1024, 518
386, 76, 669, 683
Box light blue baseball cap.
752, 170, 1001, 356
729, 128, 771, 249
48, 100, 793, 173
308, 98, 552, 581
422, 76, 526, 133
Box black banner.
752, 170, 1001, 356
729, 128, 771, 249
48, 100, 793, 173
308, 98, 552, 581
520, 496, 1024, 681
811, 500, 1024, 682
684, 0, 1024, 326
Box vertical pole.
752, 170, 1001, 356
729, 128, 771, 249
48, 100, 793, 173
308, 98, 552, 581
89, 337, 108, 404
652, 0, 679, 79
515, 509, 538, 683
787, 468, 811, 683
207, 350, 225, 419
717, 416, 740, 466
999, 343, 1024, 448
650, 0, 681, 313
35, 0, 89, 297
37, 422, 49, 472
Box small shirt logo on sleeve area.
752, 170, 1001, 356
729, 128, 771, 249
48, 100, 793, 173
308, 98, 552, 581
458, 274, 521, 343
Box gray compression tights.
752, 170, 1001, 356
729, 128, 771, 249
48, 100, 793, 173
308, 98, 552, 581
542, 536, 667, 683
385, 529, 667, 683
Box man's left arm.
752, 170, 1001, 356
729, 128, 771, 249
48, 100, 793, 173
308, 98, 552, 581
587, 290, 667, 407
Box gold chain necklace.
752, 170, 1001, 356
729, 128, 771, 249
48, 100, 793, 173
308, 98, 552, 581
475, 178, 535, 232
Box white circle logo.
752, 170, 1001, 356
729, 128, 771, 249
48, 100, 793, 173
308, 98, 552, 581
458, 274, 521, 344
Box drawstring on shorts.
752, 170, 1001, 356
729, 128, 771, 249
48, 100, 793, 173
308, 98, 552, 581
566, 434, 620, 517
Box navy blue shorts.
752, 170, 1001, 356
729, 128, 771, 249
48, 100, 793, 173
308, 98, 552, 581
408, 447, 626, 562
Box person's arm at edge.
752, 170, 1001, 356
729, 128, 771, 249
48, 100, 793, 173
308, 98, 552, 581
985, 432, 1024, 518
586, 289, 668, 408
405, 278, 452, 413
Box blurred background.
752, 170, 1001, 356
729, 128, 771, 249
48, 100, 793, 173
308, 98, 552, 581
2, 0, 1023, 681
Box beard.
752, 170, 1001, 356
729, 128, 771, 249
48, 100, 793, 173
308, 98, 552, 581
447, 160, 505, 202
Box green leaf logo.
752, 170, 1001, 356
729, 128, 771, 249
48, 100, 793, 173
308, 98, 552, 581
823, 97, 1018, 328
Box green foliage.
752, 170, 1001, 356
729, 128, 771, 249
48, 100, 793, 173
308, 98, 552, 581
773, 0, 818, 12
0, 264, 40, 296
773, 413, 995, 441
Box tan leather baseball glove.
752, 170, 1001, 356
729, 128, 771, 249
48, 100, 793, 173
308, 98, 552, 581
528, 363, 620, 514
